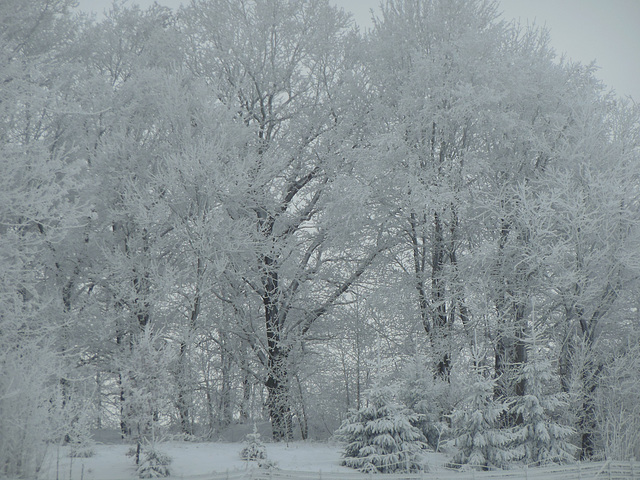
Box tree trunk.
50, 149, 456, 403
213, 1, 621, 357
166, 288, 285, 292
204, 374, 216, 438
262, 252, 293, 441
409, 213, 430, 335
579, 360, 602, 460
494, 304, 527, 392
493, 219, 527, 419
575, 280, 616, 459
240, 354, 252, 423
116, 329, 131, 438
295, 375, 308, 440
219, 332, 233, 428
176, 256, 203, 435
265, 353, 293, 441
432, 212, 452, 379
176, 341, 192, 435
409, 211, 452, 380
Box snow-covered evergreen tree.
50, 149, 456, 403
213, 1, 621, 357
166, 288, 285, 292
512, 324, 576, 465
136, 444, 172, 479
336, 384, 428, 473
398, 353, 450, 451
451, 367, 515, 470
240, 424, 267, 462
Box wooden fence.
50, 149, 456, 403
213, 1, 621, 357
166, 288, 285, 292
199, 460, 640, 480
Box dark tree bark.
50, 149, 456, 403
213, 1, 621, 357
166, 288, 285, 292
218, 331, 234, 429
493, 219, 527, 424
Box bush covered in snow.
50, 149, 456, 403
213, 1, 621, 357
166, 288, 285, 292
136, 445, 172, 478
240, 424, 267, 462
336, 384, 428, 473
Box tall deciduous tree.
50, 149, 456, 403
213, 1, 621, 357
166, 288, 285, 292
365, 0, 581, 395
71, 3, 195, 437
0, 0, 85, 475
366, 0, 506, 379
535, 97, 640, 458
180, 0, 389, 440
481, 83, 640, 458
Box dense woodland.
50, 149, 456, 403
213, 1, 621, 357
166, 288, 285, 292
2, 0, 640, 477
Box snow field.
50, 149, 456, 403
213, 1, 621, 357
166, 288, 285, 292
37, 441, 451, 479
38, 441, 353, 480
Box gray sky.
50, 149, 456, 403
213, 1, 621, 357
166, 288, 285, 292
75, 0, 640, 101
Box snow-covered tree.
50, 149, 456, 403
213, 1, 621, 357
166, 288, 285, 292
0, 0, 87, 476
118, 329, 175, 470
596, 341, 640, 461
451, 368, 515, 470
492, 94, 640, 459
511, 323, 576, 465
366, 0, 508, 380
135, 445, 172, 479
547, 99, 640, 460
336, 384, 428, 473
180, 0, 389, 441
240, 424, 267, 462
398, 353, 451, 451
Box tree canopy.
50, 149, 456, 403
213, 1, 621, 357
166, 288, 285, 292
1, 1, 639, 475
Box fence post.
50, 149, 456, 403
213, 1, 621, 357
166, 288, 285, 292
524, 464, 528, 480
608, 460, 613, 480
631, 458, 636, 479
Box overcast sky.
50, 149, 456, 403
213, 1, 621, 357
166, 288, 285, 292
75, 0, 640, 101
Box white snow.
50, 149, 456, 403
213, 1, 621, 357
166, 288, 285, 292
38, 440, 451, 479
38, 440, 358, 480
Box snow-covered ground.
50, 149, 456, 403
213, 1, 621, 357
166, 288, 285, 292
38, 439, 448, 480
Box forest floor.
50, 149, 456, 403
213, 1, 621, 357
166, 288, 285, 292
38, 433, 450, 480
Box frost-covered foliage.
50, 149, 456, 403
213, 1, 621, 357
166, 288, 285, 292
240, 424, 267, 461
63, 389, 98, 458
596, 342, 640, 460
451, 369, 515, 470
136, 445, 172, 478
336, 385, 428, 473
118, 329, 176, 475
0, 0, 85, 475
512, 328, 576, 465
2, 0, 639, 463
68, 424, 96, 458
0, 339, 60, 477
398, 354, 451, 451
119, 330, 175, 445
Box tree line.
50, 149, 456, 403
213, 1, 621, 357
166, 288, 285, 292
1, 0, 639, 477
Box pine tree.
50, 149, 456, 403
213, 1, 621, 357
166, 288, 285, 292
451, 367, 516, 470
512, 324, 576, 465
136, 445, 172, 479
398, 353, 450, 451
336, 384, 428, 473
240, 425, 267, 462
